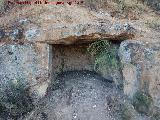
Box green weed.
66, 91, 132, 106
87, 40, 120, 73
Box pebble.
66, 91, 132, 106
93, 105, 97, 108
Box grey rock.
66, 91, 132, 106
0, 43, 49, 102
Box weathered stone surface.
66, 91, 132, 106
0, 4, 136, 44
0, 43, 50, 101
50, 43, 122, 88
25, 27, 41, 41
0, 4, 135, 104
119, 40, 160, 107
51, 44, 94, 76
0, 1, 159, 119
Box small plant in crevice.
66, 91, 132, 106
132, 91, 153, 115
0, 78, 34, 119
87, 40, 120, 74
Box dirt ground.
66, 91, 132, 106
22, 70, 126, 120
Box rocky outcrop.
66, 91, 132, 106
0, 4, 137, 102
119, 40, 160, 107
0, 1, 160, 119
0, 4, 136, 44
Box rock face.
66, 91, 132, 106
50, 43, 122, 88
0, 4, 134, 101
51, 44, 94, 77
0, 43, 50, 101
0, 1, 160, 119
0, 4, 136, 44
119, 40, 160, 107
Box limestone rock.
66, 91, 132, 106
0, 43, 50, 101
0, 4, 136, 44
119, 40, 160, 107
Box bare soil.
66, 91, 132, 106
23, 70, 125, 120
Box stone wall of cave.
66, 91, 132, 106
49, 42, 123, 89
51, 44, 95, 79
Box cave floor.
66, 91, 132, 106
23, 71, 150, 120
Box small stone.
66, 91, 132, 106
73, 115, 77, 119
73, 113, 77, 119
93, 105, 97, 108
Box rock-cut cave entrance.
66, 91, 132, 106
49, 40, 123, 89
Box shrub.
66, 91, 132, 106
87, 40, 120, 73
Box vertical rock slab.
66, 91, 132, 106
119, 40, 160, 107
0, 43, 50, 101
